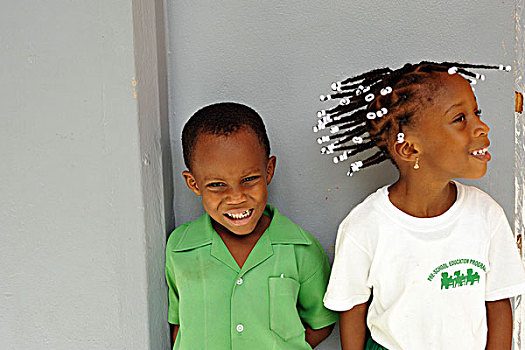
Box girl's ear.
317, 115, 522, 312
393, 139, 420, 163
182, 170, 201, 196
266, 156, 277, 185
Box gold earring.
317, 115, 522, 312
413, 157, 420, 169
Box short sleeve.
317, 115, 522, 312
296, 240, 339, 329
485, 215, 525, 301
323, 219, 373, 312
165, 250, 180, 324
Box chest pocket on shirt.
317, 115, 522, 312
268, 276, 304, 341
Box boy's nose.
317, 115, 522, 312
226, 186, 246, 203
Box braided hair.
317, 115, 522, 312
314, 61, 511, 176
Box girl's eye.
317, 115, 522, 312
453, 114, 465, 123
242, 176, 260, 183
475, 109, 482, 117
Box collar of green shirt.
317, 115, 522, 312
171, 205, 315, 274
172, 205, 312, 253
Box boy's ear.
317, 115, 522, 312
182, 170, 201, 196
392, 139, 420, 163
266, 156, 277, 185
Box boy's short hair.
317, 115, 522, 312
182, 102, 271, 170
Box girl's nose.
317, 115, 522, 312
473, 118, 490, 137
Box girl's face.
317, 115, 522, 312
410, 73, 491, 181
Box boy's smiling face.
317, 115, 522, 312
182, 128, 276, 236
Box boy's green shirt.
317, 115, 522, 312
165, 205, 338, 349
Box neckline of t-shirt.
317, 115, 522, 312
378, 180, 465, 232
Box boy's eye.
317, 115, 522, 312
207, 182, 225, 188
242, 176, 260, 183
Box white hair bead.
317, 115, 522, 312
334, 151, 349, 164
480, 74, 485, 81
448, 67, 458, 74
499, 64, 504, 70
320, 94, 332, 101
397, 132, 405, 143
380, 87, 392, 95
366, 112, 376, 120
505, 65, 512, 71
352, 136, 363, 144
340, 97, 350, 105
330, 126, 340, 133
321, 143, 336, 154
381, 107, 388, 115
365, 93, 375, 102
349, 160, 364, 174
317, 135, 330, 144
322, 115, 332, 123
376, 110, 383, 118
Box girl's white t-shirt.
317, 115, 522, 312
324, 181, 525, 350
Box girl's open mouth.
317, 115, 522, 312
469, 147, 491, 162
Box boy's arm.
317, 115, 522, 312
339, 302, 368, 350
486, 298, 512, 350
304, 323, 334, 348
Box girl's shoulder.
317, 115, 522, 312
455, 181, 505, 216
339, 185, 388, 229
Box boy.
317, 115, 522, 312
166, 102, 337, 349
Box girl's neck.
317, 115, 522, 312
388, 178, 457, 218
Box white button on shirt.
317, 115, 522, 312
236, 278, 243, 285
236, 324, 244, 332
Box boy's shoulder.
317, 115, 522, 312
265, 205, 318, 246
166, 213, 212, 253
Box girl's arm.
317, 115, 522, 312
339, 302, 368, 350
305, 323, 335, 348
486, 298, 512, 350
170, 324, 179, 347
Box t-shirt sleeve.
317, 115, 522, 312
297, 240, 339, 329
165, 249, 180, 324
485, 214, 525, 301
323, 217, 373, 312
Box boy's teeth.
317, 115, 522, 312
227, 209, 252, 219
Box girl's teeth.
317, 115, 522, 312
472, 148, 487, 156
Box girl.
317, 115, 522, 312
314, 62, 525, 349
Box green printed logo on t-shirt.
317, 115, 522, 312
427, 258, 486, 290
440, 269, 480, 289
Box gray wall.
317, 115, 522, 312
1, 1, 171, 349
167, 1, 516, 348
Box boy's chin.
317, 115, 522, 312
212, 217, 259, 237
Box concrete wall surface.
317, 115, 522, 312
1, 1, 170, 349
166, 1, 517, 348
